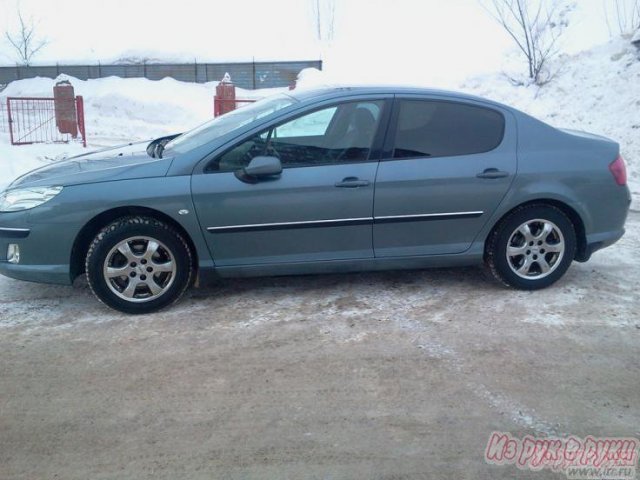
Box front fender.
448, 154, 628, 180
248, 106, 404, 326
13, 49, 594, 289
24, 176, 213, 280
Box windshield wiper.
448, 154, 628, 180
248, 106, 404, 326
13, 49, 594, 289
155, 142, 166, 159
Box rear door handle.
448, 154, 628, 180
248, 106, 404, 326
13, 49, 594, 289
335, 177, 370, 188
476, 168, 509, 179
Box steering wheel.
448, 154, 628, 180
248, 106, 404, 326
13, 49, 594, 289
264, 142, 280, 159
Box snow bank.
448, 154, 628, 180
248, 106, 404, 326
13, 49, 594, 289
295, 67, 332, 89
2, 75, 216, 144
1, 74, 286, 145
0, 75, 217, 191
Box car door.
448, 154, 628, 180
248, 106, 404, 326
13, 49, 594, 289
191, 97, 390, 266
373, 96, 517, 257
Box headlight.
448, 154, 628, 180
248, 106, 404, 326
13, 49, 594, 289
0, 186, 64, 212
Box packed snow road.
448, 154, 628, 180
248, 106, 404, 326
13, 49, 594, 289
1, 213, 639, 479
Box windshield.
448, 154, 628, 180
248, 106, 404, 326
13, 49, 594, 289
164, 93, 296, 154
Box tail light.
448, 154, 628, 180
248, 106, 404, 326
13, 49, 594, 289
609, 155, 627, 186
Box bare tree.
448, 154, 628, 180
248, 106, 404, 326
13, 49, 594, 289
310, 0, 336, 43
482, 0, 574, 85
603, 0, 640, 36
5, 7, 48, 66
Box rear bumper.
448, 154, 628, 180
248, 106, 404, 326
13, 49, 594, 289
577, 228, 625, 262
575, 183, 631, 262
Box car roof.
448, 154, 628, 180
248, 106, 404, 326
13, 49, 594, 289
287, 85, 511, 110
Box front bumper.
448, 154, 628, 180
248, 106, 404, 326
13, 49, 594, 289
0, 227, 30, 239
0, 261, 71, 285
0, 218, 73, 286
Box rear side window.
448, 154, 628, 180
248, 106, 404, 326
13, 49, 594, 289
392, 100, 505, 159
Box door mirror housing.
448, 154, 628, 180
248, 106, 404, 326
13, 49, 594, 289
236, 156, 282, 183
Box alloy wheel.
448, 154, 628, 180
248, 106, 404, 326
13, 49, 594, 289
506, 219, 565, 280
102, 236, 176, 303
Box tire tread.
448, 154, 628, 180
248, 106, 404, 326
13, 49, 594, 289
85, 216, 193, 313
485, 203, 575, 290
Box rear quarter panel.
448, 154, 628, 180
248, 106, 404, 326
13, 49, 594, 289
494, 111, 630, 239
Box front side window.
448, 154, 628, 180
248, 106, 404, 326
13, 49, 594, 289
208, 100, 384, 172
392, 100, 505, 159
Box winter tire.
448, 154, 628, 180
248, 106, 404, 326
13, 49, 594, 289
85, 216, 193, 314
486, 204, 577, 290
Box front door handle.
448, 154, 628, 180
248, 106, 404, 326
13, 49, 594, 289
476, 168, 509, 179
335, 177, 370, 188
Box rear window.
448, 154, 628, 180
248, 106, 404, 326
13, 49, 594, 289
392, 100, 505, 159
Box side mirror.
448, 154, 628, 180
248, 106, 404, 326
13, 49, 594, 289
236, 156, 282, 183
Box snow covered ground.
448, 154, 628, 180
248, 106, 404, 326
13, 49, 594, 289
1, 211, 639, 478
0, 37, 638, 208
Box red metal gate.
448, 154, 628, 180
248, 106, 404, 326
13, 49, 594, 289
6, 96, 86, 147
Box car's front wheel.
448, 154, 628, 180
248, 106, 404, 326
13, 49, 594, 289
486, 204, 577, 290
85, 216, 193, 314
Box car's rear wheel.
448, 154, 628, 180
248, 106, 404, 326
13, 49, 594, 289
85, 216, 192, 314
486, 204, 576, 290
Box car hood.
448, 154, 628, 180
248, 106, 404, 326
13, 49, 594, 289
8, 141, 174, 189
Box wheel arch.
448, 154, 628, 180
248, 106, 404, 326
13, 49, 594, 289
484, 199, 588, 262
70, 206, 199, 281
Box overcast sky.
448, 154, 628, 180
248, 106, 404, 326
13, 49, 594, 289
0, 0, 615, 84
